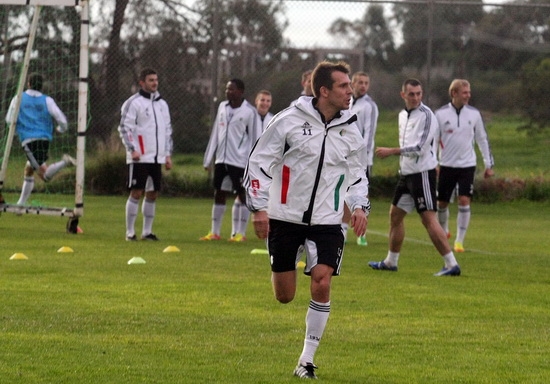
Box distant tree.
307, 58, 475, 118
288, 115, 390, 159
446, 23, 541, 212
328, 5, 398, 70
392, 0, 484, 71
470, 1, 549, 73
88, 0, 287, 145
518, 57, 550, 135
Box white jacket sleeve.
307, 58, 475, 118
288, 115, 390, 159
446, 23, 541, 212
243, 118, 286, 212
203, 108, 220, 168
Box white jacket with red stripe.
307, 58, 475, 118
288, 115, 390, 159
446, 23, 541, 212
118, 89, 173, 164
244, 96, 371, 226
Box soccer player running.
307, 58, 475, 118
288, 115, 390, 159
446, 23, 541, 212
201, 79, 259, 242
5, 73, 75, 206
435, 79, 494, 253
244, 61, 370, 379
118, 68, 173, 241
369, 78, 461, 276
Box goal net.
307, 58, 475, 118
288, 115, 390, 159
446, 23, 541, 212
0, 0, 88, 232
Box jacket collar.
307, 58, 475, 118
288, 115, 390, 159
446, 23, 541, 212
139, 89, 162, 101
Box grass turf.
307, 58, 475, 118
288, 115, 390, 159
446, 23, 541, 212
0, 195, 549, 383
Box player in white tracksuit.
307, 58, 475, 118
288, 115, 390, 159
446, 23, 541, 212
435, 79, 494, 253
369, 78, 460, 277
345, 71, 379, 246
118, 68, 173, 241
201, 79, 260, 242
244, 61, 370, 380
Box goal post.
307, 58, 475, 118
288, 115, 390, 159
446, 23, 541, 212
0, 0, 88, 232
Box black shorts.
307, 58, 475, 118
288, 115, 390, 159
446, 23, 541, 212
267, 219, 344, 276
213, 163, 245, 193
437, 166, 475, 202
392, 169, 437, 213
127, 163, 162, 191
23, 140, 49, 170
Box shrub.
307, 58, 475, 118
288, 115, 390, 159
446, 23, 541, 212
85, 134, 127, 195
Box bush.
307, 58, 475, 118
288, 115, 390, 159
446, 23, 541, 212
85, 135, 127, 195
474, 176, 550, 203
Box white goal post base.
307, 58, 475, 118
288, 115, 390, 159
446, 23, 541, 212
0, 203, 80, 233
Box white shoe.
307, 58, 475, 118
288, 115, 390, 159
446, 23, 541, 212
62, 154, 77, 166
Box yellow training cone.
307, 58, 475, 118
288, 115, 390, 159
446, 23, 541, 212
128, 257, 146, 264
251, 248, 269, 255
163, 246, 180, 253
57, 246, 74, 253
10, 253, 28, 260
297, 261, 306, 269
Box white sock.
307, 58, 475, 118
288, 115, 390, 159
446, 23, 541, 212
141, 198, 155, 236
125, 197, 139, 237
456, 205, 470, 244
443, 252, 458, 268
239, 203, 250, 236
231, 201, 240, 236
17, 177, 34, 205
438, 207, 449, 234
212, 204, 226, 236
341, 222, 349, 242
384, 251, 400, 267
43, 160, 67, 181
299, 300, 330, 365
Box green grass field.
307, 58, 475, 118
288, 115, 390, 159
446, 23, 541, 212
1, 194, 549, 383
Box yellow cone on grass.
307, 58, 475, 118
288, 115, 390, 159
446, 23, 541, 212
163, 246, 180, 253
57, 246, 74, 253
10, 253, 28, 260
251, 248, 269, 255
297, 261, 306, 269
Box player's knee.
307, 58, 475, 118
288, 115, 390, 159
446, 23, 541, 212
275, 292, 295, 304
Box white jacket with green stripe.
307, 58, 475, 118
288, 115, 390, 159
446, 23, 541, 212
244, 96, 371, 226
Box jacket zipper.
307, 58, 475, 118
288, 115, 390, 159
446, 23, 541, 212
301, 116, 356, 225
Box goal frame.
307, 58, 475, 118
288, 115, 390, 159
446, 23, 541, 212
0, 0, 89, 232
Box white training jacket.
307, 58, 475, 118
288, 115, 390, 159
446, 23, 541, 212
203, 99, 259, 169
256, 111, 274, 133
350, 93, 378, 167
244, 96, 371, 226
398, 102, 439, 175
118, 89, 172, 164
435, 103, 494, 169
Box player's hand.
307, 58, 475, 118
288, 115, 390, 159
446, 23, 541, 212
484, 168, 494, 178
131, 150, 140, 161
56, 125, 66, 133
165, 156, 172, 170
375, 147, 396, 159
252, 211, 269, 239
350, 208, 367, 237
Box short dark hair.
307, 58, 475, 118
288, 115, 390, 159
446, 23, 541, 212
230, 78, 245, 92
311, 61, 350, 98
28, 73, 43, 91
139, 68, 157, 82
402, 78, 422, 92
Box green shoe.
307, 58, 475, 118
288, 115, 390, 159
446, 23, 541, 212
356, 235, 368, 246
